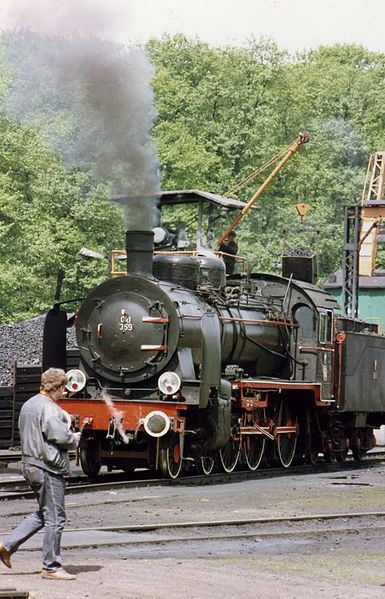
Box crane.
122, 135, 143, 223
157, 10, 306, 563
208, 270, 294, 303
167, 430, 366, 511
216, 131, 309, 249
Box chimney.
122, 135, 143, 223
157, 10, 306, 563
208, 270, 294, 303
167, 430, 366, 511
109, 194, 158, 277
125, 230, 154, 277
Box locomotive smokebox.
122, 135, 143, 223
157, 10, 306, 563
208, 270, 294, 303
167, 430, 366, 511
125, 230, 154, 277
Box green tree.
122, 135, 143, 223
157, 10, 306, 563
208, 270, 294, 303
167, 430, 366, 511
148, 35, 289, 193
0, 119, 123, 322
148, 37, 385, 280
3, 31, 385, 317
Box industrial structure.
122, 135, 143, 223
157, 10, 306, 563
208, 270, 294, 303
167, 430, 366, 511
323, 153, 385, 330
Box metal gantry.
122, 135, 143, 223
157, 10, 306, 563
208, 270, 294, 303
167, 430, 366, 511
342, 204, 361, 318
342, 153, 385, 318
362, 153, 385, 203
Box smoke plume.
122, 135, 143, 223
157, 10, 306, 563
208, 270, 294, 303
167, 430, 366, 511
1, 0, 122, 38
1, 0, 160, 227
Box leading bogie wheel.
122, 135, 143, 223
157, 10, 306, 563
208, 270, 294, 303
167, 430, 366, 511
336, 445, 349, 463
80, 440, 101, 478
306, 439, 320, 466
325, 449, 337, 464
159, 433, 183, 479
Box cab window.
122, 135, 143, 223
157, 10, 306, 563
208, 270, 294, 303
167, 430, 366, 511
293, 305, 315, 340
319, 310, 333, 344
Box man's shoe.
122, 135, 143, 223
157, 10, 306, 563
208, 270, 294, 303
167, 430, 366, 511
0, 543, 11, 569
42, 568, 76, 580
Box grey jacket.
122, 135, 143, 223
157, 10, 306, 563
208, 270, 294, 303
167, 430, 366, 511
19, 393, 77, 476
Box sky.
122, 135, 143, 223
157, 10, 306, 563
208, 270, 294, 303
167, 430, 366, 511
0, 0, 384, 54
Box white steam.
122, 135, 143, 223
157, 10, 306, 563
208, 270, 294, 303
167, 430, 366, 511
101, 391, 130, 444
1, 0, 124, 39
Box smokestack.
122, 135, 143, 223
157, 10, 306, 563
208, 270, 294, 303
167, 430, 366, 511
112, 194, 158, 277
125, 230, 154, 277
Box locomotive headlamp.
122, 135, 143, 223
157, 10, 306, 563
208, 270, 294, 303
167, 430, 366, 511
143, 410, 171, 437
153, 227, 167, 244
158, 372, 181, 395
65, 369, 86, 393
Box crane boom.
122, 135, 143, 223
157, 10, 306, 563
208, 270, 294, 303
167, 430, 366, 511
216, 131, 309, 249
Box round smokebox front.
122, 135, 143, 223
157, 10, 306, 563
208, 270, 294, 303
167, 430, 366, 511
76, 276, 179, 383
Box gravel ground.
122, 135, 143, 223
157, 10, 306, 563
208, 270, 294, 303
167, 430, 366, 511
0, 461, 385, 598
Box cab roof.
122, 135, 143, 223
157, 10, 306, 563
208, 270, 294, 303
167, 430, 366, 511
158, 190, 247, 210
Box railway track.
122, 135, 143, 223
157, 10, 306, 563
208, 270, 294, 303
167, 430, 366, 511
0, 451, 384, 501
2, 510, 384, 557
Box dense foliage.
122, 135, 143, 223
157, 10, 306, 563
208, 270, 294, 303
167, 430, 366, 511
1, 32, 385, 322
0, 118, 124, 322
148, 37, 385, 276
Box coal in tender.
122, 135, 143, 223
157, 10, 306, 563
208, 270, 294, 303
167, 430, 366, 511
283, 245, 315, 257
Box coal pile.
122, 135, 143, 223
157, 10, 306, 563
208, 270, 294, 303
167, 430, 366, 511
283, 245, 315, 257
0, 315, 77, 387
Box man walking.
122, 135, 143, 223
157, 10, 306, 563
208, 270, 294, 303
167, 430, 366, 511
0, 368, 80, 580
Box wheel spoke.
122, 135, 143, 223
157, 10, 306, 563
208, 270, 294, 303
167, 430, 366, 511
276, 400, 298, 468
242, 409, 266, 471
305, 407, 320, 465
196, 454, 215, 475
219, 434, 240, 473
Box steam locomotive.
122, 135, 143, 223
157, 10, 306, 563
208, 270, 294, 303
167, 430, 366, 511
45, 192, 385, 479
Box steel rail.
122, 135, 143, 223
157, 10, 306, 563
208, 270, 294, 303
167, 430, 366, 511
1, 510, 385, 536
39, 509, 385, 532
0, 451, 384, 501
7, 517, 385, 553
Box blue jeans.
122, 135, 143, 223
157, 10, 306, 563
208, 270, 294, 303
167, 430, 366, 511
4, 464, 66, 571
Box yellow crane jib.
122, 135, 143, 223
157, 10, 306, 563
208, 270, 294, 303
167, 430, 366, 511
216, 132, 309, 249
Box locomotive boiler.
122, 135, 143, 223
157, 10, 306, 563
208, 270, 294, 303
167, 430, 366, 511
48, 195, 385, 479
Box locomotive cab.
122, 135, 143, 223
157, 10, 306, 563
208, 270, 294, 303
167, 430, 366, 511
290, 284, 337, 401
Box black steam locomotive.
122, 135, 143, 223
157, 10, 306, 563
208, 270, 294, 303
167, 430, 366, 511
47, 192, 385, 478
